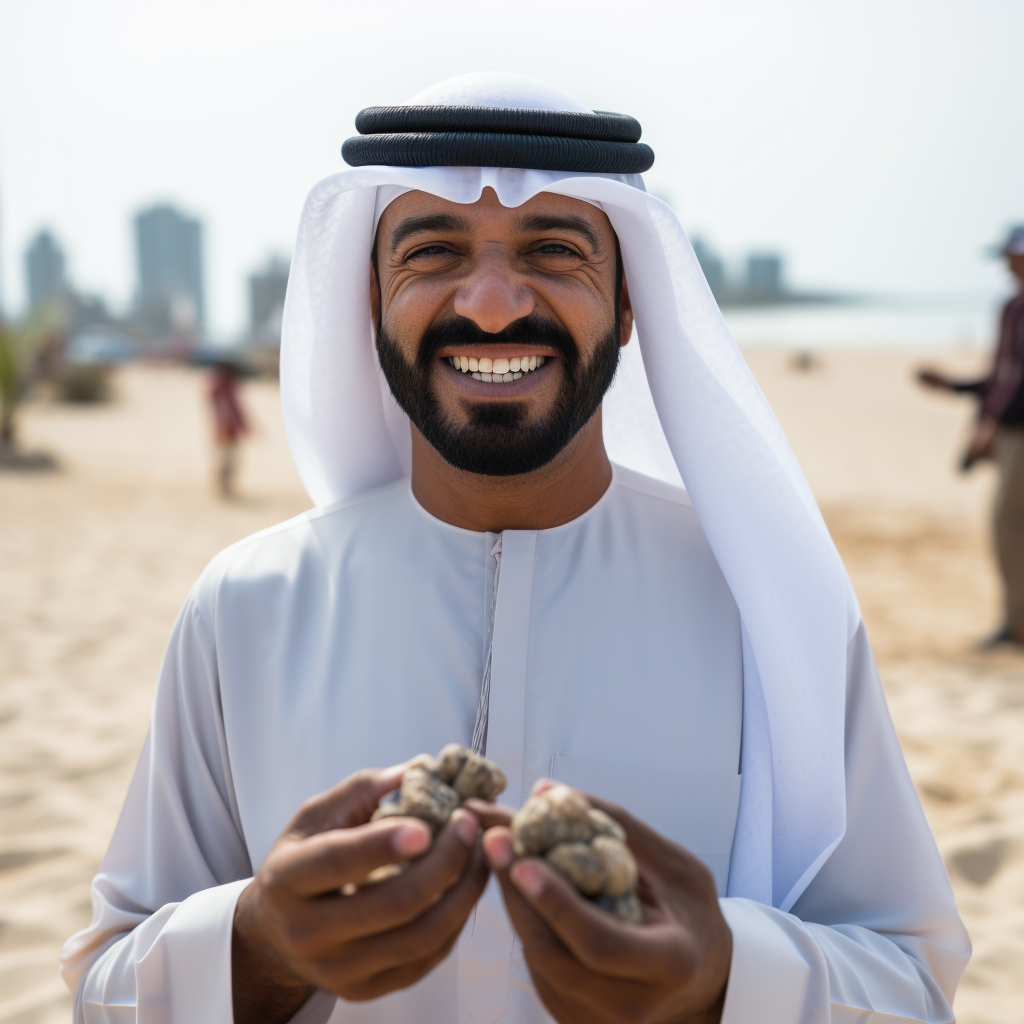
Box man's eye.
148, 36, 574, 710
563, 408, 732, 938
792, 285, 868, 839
408, 244, 457, 259
534, 243, 581, 257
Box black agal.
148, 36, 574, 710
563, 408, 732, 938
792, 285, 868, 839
342, 105, 654, 173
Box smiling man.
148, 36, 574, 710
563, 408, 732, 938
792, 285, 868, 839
62, 75, 968, 1024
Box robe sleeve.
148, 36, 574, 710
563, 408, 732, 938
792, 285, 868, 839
59, 585, 257, 1023
718, 622, 971, 1023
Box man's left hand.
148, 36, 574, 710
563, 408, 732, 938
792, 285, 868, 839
472, 786, 732, 1024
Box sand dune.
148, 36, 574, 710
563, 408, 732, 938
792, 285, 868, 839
0, 354, 1021, 1023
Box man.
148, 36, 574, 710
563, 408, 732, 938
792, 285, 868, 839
920, 226, 1024, 644
62, 74, 968, 1024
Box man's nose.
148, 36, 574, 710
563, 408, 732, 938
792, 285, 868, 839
453, 261, 534, 334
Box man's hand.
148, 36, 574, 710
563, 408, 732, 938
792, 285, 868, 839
965, 417, 998, 466
476, 783, 732, 1024
917, 368, 954, 391
233, 765, 489, 1024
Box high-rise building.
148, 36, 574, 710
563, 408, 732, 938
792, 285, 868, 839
249, 256, 289, 339
134, 204, 205, 336
690, 237, 725, 297
25, 230, 67, 310
745, 253, 783, 300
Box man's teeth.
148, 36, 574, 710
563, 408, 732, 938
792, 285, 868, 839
447, 355, 546, 383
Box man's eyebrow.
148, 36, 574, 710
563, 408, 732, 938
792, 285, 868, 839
516, 214, 603, 253
389, 214, 470, 252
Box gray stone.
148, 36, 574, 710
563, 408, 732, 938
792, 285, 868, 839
511, 795, 595, 856
370, 802, 407, 822
587, 808, 627, 842
452, 751, 507, 801
592, 835, 637, 897
399, 766, 460, 831
593, 892, 644, 924
546, 841, 607, 896
434, 744, 469, 784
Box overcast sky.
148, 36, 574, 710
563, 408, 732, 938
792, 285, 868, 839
1, 0, 1021, 336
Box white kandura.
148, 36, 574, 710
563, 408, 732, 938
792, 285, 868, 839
62, 470, 965, 1024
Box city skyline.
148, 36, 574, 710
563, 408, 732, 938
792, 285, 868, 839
1, 0, 1022, 334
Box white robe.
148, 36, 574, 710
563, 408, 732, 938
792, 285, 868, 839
60, 465, 969, 1023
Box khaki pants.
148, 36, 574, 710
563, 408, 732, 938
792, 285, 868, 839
994, 427, 1024, 633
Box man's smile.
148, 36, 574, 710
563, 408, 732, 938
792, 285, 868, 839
443, 352, 549, 384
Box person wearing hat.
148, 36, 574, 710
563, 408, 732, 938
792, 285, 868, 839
62, 75, 967, 1024
920, 224, 1024, 644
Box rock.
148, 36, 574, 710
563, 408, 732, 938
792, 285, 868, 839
399, 766, 461, 831
361, 744, 506, 893
593, 891, 643, 924
544, 784, 591, 821
370, 801, 407, 822
371, 744, 506, 832
406, 752, 440, 775
593, 835, 637, 897
510, 785, 641, 921
434, 744, 468, 784
546, 841, 607, 895
587, 808, 627, 842
510, 794, 594, 856
453, 751, 507, 801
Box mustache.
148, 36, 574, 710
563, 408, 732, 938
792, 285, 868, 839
415, 314, 578, 369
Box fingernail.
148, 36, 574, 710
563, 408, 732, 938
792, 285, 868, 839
453, 810, 478, 845
510, 861, 544, 897
483, 830, 513, 868
393, 823, 431, 857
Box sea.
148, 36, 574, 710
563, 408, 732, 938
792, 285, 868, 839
723, 292, 1003, 351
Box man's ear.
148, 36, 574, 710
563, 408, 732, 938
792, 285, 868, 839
369, 259, 382, 326
618, 275, 634, 347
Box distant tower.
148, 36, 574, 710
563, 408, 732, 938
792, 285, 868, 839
248, 256, 289, 340
746, 253, 783, 300
25, 230, 67, 310
690, 237, 725, 297
134, 204, 205, 335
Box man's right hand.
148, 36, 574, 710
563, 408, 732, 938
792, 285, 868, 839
232, 764, 489, 1024
917, 368, 953, 390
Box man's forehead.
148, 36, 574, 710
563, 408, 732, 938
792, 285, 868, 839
380, 188, 613, 240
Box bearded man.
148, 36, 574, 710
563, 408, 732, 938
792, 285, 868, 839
62, 74, 968, 1024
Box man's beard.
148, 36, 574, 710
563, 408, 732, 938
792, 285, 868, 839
376, 313, 621, 477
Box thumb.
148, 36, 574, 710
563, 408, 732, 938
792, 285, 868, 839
290, 764, 407, 836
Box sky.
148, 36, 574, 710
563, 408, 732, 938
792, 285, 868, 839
0, 0, 1021, 338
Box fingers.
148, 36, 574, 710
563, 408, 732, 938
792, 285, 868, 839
300, 809, 480, 941
289, 764, 407, 836
461, 799, 515, 830
487, 840, 674, 1024
335, 841, 489, 978
510, 858, 684, 980
483, 826, 683, 983
268, 815, 433, 897
336, 928, 463, 1002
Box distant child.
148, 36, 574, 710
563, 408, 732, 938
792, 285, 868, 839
208, 361, 249, 499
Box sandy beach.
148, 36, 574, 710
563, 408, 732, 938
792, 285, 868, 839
1, 352, 1021, 1023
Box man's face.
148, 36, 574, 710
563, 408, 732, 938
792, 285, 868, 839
371, 188, 632, 476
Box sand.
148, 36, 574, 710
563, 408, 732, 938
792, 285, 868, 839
1, 353, 1021, 1023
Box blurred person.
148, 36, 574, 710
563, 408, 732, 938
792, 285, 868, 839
62, 75, 968, 1024
209, 359, 249, 498
919, 225, 1024, 644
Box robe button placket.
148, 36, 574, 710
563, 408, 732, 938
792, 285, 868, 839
458, 530, 537, 1024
